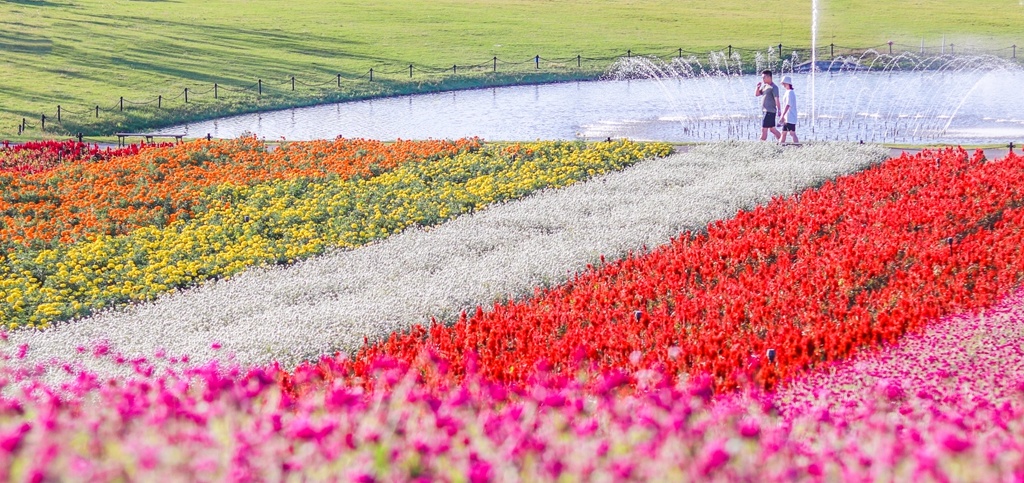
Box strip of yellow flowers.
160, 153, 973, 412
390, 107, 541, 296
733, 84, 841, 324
1, 141, 672, 329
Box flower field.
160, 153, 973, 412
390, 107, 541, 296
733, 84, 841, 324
2, 141, 1024, 480
1, 138, 667, 329
3, 142, 884, 378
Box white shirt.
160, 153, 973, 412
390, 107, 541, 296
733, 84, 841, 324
783, 89, 798, 124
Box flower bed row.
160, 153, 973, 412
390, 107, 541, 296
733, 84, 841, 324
0, 137, 478, 251
2, 287, 1023, 481
326, 148, 1024, 394
0, 140, 162, 175
0, 140, 670, 329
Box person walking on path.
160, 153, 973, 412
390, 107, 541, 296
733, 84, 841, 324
779, 75, 799, 144
755, 70, 781, 141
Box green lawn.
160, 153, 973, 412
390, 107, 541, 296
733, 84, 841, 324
1, 0, 1021, 139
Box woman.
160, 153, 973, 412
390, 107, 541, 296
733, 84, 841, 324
779, 75, 799, 144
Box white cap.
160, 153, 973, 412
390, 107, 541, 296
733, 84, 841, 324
781, 75, 793, 85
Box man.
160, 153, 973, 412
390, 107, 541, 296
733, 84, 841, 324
754, 70, 781, 141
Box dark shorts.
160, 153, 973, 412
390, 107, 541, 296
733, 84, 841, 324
782, 123, 796, 132
762, 112, 777, 128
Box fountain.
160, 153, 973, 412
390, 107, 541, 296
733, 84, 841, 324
811, 0, 818, 131
598, 50, 1023, 145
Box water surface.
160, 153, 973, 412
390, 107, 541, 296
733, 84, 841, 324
159, 70, 1024, 144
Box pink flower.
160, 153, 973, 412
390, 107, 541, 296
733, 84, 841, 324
468, 453, 492, 483
875, 378, 906, 402
0, 422, 31, 453
543, 393, 566, 408
700, 440, 730, 475
942, 433, 972, 453
739, 418, 761, 438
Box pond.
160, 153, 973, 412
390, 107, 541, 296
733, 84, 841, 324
157, 68, 1024, 145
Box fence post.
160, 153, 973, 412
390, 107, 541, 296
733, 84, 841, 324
120, 97, 124, 111
778, 43, 782, 55
41, 114, 46, 130
1013, 45, 1017, 59
95, 106, 99, 118
185, 88, 189, 103
678, 48, 682, 58
950, 43, 955, 55
888, 41, 893, 55
215, 83, 219, 99
627, 49, 631, 58
577, 54, 581, 68
535, 55, 539, 69
291, 76, 295, 91
22, 118, 26, 131
57, 105, 61, 123
337, 74, 341, 87
158, 95, 162, 108
370, 68, 374, 81
452, 64, 456, 75
493, 56, 497, 72
409, 65, 413, 78
728, 45, 732, 57
258, 79, 262, 96
831, 43, 835, 58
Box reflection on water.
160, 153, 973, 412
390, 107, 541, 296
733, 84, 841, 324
160, 70, 1024, 145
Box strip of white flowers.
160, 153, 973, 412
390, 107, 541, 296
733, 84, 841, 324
2, 142, 888, 381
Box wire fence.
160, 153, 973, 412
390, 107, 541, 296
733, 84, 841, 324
15, 41, 1021, 136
